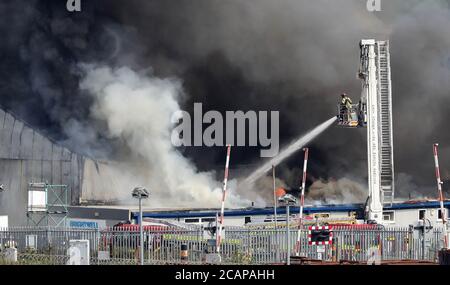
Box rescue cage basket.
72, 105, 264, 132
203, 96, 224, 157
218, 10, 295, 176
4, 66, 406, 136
337, 104, 362, 127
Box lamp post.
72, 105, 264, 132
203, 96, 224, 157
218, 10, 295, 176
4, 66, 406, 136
132, 187, 149, 265
278, 193, 298, 265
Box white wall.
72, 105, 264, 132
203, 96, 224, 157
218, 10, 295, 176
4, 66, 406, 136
176, 211, 356, 227
387, 207, 448, 228
156, 207, 449, 229
0, 215, 8, 227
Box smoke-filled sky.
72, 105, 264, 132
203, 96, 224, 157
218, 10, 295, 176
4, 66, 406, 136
1, 0, 450, 205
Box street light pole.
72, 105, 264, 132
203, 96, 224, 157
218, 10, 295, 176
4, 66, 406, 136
286, 203, 290, 265
272, 165, 278, 230
139, 197, 144, 265
132, 187, 149, 266
278, 193, 297, 266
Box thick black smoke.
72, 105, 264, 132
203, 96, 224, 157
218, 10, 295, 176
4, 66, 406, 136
1, 0, 450, 201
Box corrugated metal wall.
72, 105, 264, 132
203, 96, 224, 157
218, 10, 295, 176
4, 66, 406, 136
0, 108, 84, 226
80, 159, 130, 203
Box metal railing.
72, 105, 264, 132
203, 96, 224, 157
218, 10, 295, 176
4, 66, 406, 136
0, 226, 446, 265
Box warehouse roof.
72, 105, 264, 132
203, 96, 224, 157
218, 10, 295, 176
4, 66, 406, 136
131, 200, 450, 219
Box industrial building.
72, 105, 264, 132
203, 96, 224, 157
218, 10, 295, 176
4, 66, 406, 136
0, 106, 128, 227
132, 200, 450, 230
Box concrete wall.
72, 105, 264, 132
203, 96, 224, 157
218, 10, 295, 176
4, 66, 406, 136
0, 108, 84, 226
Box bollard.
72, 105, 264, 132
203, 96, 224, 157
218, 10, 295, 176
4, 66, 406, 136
180, 244, 188, 262
438, 249, 450, 265
332, 238, 337, 262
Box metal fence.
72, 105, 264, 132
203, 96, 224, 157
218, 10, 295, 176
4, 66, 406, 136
0, 226, 446, 265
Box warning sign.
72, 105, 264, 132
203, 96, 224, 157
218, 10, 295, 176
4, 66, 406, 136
308, 226, 333, 245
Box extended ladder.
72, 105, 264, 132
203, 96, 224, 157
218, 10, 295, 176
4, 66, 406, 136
376, 41, 395, 206
337, 40, 396, 221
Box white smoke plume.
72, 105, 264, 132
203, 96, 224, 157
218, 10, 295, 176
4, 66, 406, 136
78, 64, 249, 208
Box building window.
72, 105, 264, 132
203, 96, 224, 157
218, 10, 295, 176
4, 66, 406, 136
437, 209, 446, 221
201, 218, 216, 223
244, 217, 251, 224
264, 218, 286, 222
418, 209, 426, 220
184, 218, 199, 223
382, 211, 395, 222
314, 213, 330, 219
26, 235, 37, 249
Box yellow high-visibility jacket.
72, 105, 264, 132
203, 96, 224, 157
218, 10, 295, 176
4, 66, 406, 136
341, 96, 353, 109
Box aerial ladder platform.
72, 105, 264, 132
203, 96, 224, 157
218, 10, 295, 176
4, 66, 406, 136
337, 39, 395, 224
